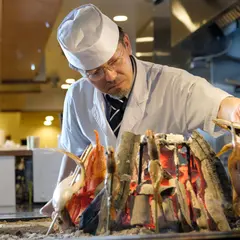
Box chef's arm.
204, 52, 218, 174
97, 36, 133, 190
57, 154, 76, 184
217, 96, 240, 121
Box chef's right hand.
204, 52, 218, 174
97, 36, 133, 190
52, 209, 75, 231
40, 200, 74, 232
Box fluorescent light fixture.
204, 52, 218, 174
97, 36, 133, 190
61, 84, 70, 89
66, 78, 76, 84
156, 51, 171, 56
44, 120, 52, 126
136, 51, 171, 58
113, 15, 128, 22
136, 37, 154, 43
172, 0, 200, 32
136, 52, 153, 57
31, 64, 35, 71
45, 116, 54, 121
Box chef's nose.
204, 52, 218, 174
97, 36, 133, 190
104, 68, 117, 82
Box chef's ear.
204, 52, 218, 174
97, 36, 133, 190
122, 34, 132, 55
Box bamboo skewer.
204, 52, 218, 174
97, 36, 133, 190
46, 213, 59, 235
105, 147, 116, 234
70, 145, 93, 186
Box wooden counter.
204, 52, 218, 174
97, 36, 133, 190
0, 148, 32, 156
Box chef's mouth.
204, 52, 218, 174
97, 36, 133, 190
108, 80, 124, 91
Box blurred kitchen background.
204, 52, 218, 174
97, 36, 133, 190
0, 0, 240, 219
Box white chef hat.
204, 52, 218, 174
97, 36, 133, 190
57, 4, 119, 71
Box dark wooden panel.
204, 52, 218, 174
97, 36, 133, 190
0, 149, 32, 156
2, 0, 62, 80
0, 0, 2, 83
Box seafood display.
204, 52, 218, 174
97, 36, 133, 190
46, 124, 240, 236
190, 130, 232, 231
47, 130, 106, 235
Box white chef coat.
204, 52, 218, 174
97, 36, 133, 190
60, 57, 231, 156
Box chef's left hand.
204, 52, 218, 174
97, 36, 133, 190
218, 97, 240, 123
231, 104, 240, 122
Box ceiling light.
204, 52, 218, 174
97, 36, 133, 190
113, 15, 128, 22
136, 37, 154, 43
136, 51, 171, 57
156, 51, 171, 56
31, 64, 35, 71
61, 84, 70, 89
44, 120, 52, 126
45, 116, 54, 121
66, 78, 76, 84
45, 22, 50, 28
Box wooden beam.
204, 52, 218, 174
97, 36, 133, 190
1, 78, 50, 84
0, 0, 2, 83
0, 83, 41, 93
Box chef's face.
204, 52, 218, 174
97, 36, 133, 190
84, 35, 133, 98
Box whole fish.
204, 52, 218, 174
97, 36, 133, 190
190, 129, 232, 231
145, 129, 164, 233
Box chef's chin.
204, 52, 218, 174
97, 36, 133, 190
108, 87, 130, 98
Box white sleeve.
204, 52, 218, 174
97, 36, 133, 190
60, 91, 90, 156
184, 72, 232, 135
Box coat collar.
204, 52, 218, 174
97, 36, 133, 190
92, 56, 149, 148
92, 88, 116, 148
129, 56, 149, 104
117, 57, 149, 144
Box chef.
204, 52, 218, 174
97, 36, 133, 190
40, 3, 240, 217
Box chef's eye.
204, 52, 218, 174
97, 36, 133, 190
93, 69, 102, 76
87, 68, 101, 77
